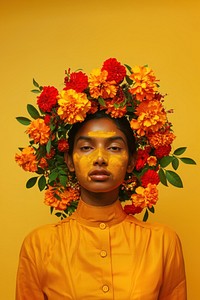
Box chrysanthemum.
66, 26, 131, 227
57, 89, 91, 124
64, 71, 88, 93
15, 146, 38, 172
26, 118, 51, 145
129, 66, 158, 101
44, 185, 80, 210
130, 100, 167, 136
88, 69, 117, 99
141, 169, 160, 187
148, 131, 176, 148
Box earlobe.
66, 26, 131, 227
64, 152, 75, 172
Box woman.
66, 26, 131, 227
15, 59, 188, 299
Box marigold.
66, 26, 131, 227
64, 71, 88, 93
57, 89, 91, 124
129, 66, 158, 101
130, 100, 167, 136
141, 169, 160, 187
57, 138, 69, 152
15, 146, 38, 172
135, 148, 150, 171
154, 145, 171, 159
44, 185, 80, 210
37, 86, 59, 112
148, 131, 176, 148
147, 156, 157, 166
88, 69, 117, 99
102, 58, 126, 84
26, 118, 51, 145
131, 183, 158, 209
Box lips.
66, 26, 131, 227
89, 169, 111, 181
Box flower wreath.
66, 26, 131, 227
15, 58, 196, 221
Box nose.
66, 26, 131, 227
93, 148, 108, 166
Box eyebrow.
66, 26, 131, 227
75, 136, 126, 144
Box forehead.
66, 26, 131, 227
75, 118, 126, 139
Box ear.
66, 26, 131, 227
64, 152, 75, 172
126, 152, 137, 173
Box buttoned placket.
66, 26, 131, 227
98, 222, 113, 298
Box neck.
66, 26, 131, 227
80, 188, 119, 206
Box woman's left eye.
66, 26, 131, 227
108, 146, 122, 152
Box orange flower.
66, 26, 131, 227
148, 131, 176, 148
44, 185, 80, 210
130, 100, 167, 136
26, 118, 51, 145
131, 183, 158, 209
38, 157, 48, 169
15, 146, 38, 172
105, 101, 127, 118
57, 89, 91, 124
129, 66, 158, 101
147, 156, 157, 166
88, 69, 117, 99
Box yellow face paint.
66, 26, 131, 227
87, 131, 116, 138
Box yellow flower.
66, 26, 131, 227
130, 100, 167, 136
147, 156, 157, 166
44, 185, 79, 210
88, 69, 117, 99
15, 146, 38, 172
57, 89, 91, 124
26, 118, 51, 145
148, 131, 176, 148
131, 183, 158, 209
129, 66, 158, 101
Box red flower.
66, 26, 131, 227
141, 169, 160, 187
37, 86, 58, 113
64, 71, 88, 93
44, 114, 51, 125
102, 58, 126, 84
154, 145, 171, 159
57, 138, 69, 152
135, 148, 150, 171
124, 203, 143, 215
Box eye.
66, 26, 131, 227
80, 145, 93, 152
108, 145, 122, 152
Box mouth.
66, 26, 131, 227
88, 169, 111, 181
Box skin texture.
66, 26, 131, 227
65, 118, 135, 206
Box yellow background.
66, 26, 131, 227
1, 0, 199, 298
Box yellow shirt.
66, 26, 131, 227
16, 199, 186, 300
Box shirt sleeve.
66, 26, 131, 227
158, 230, 187, 300
15, 231, 46, 300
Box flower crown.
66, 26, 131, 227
15, 58, 196, 221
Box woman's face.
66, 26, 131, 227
66, 118, 135, 201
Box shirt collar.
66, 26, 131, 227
71, 198, 127, 227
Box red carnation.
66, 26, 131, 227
37, 86, 59, 113
44, 114, 51, 125
141, 169, 160, 187
135, 148, 150, 171
124, 204, 143, 215
57, 138, 69, 152
102, 58, 126, 84
154, 145, 171, 159
64, 71, 88, 93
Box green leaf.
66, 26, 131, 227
59, 175, 67, 187
27, 104, 41, 119
50, 206, 54, 214
165, 170, 183, 188
55, 212, 62, 217
160, 156, 174, 168
143, 209, 149, 222
46, 139, 51, 154
31, 89, 41, 94
125, 75, 133, 85
173, 147, 187, 156
124, 63, 132, 73
158, 168, 168, 186
33, 78, 40, 88
172, 157, 179, 170
148, 206, 155, 213
49, 170, 59, 182
179, 157, 196, 165
38, 175, 46, 191
16, 116, 31, 125
26, 177, 38, 188
98, 97, 106, 106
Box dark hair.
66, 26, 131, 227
68, 111, 136, 155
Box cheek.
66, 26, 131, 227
107, 153, 129, 177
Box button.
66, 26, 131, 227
100, 250, 107, 258
99, 222, 106, 230
102, 285, 109, 293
